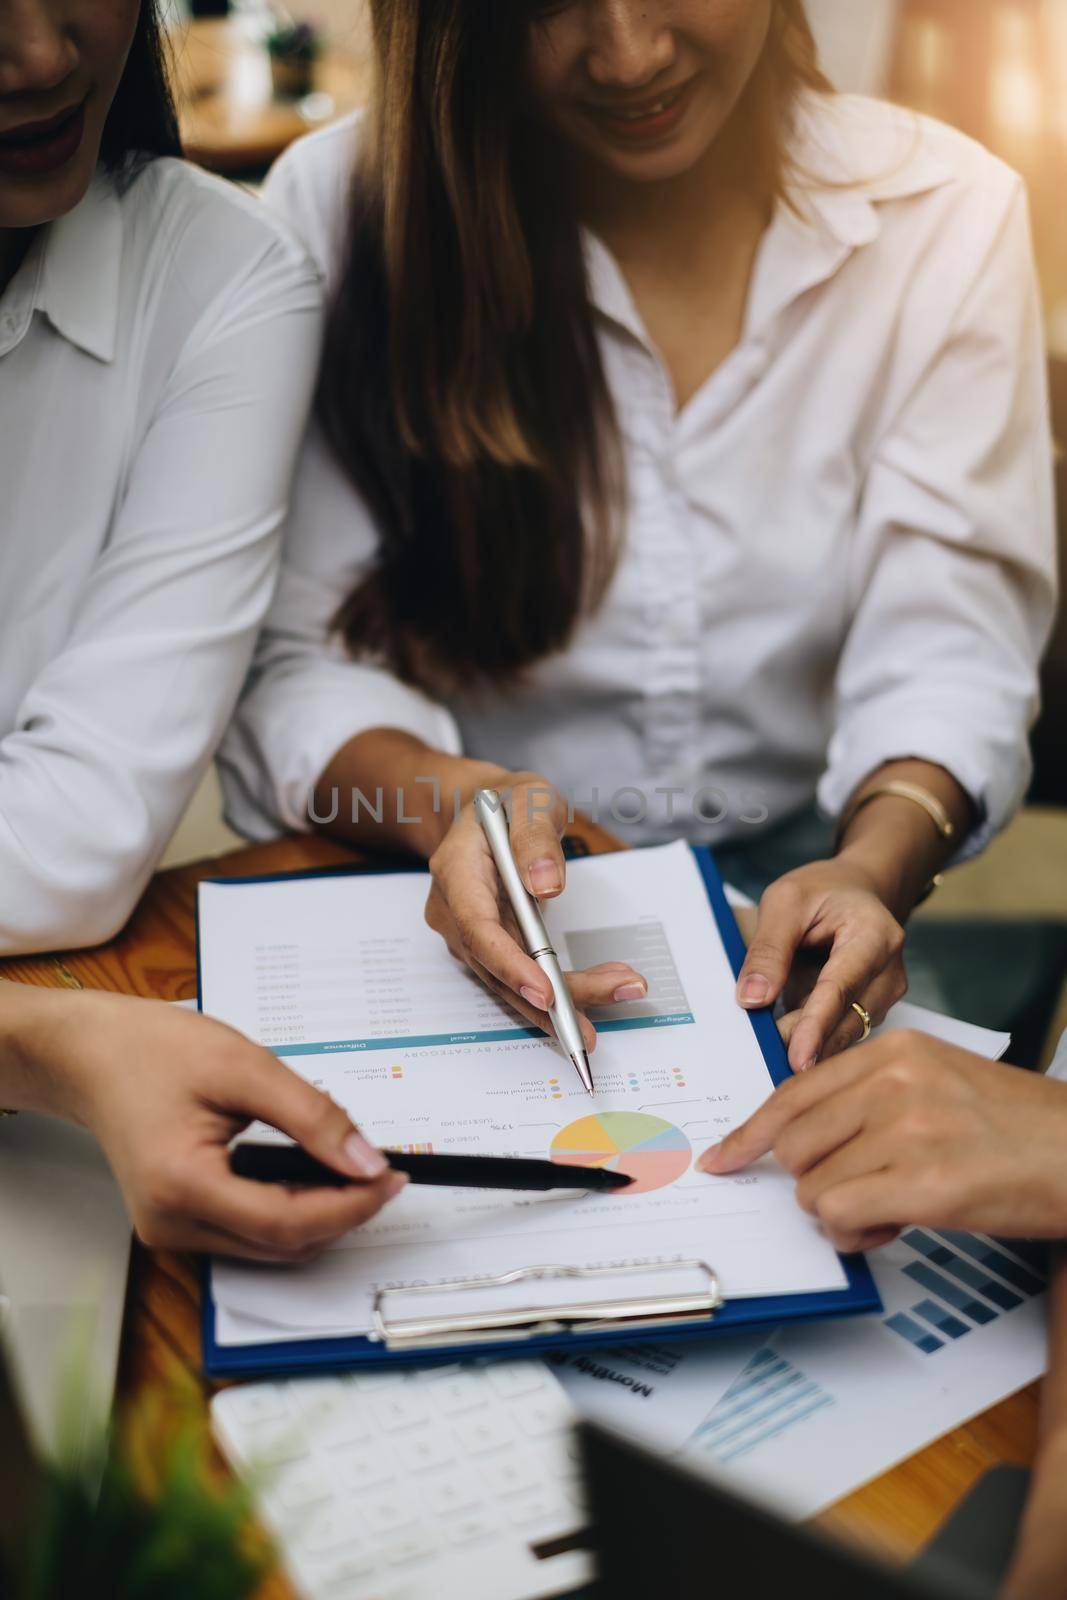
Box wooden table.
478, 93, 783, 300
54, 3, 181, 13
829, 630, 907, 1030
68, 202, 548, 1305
169, 17, 371, 175
0, 827, 1043, 1592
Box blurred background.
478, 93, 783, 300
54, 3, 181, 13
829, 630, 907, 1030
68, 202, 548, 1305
160, 0, 1067, 1062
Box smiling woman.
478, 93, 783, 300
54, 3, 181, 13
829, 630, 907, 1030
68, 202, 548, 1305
223, 0, 1053, 1081
0, 3, 406, 1257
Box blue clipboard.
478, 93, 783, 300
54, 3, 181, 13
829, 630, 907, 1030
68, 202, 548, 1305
200, 844, 881, 1378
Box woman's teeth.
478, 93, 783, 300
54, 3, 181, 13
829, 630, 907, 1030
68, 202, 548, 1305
602, 87, 685, 121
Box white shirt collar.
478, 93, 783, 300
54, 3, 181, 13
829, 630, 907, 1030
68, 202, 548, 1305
586, 91, 956, 345
36, 172, 124, 363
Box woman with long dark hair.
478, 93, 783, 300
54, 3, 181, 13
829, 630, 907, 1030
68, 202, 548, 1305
224, 0, 1055, 1071
0, 1, 403, 1253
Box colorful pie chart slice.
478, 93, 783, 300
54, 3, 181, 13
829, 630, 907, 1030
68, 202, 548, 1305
549, 1111, 691, 1195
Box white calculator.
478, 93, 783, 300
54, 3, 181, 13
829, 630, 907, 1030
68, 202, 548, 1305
211, 1359, 591, 1600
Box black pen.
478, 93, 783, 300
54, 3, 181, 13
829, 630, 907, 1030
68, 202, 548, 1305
230, 1142, 633, 1193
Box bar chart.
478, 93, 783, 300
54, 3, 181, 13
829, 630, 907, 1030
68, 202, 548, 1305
688, 1345, 835, 1465
885, 1231, 1046, 1357
562, 920, 692, 1023
685, 1231, 1048, 1475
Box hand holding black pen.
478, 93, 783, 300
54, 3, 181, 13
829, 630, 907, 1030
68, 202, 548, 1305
231, 1142, 634, 1193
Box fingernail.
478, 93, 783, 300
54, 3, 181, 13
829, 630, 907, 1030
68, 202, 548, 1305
383, 1172, 409, 1200
520, 984, 550, 1009
613, 981, 647, 1002
528, 858, 562, 896
739, 976, 770, 1007
796, 1056, 817, 1074
342, 1132, 389, 1179
697, 1143, 722, 1173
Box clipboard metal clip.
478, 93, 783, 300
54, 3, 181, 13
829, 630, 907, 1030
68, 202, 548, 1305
373, 1260, 723, 1352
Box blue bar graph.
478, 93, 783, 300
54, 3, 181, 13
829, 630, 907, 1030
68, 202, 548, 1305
904, 1231, 1025, 1310
912, 1299, 969, 1341
938, 1233, 1045, 1298
885, 1312, 943, 1354
689, 1346, 835, 1464
885, 1231, 1046, 1358
902, 1259, 997, 1325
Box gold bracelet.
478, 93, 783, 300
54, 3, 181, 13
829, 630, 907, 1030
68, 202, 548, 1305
837, 780, 957, 850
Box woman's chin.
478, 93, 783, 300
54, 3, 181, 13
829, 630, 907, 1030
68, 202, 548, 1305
563, 111, 729, 189
0, 152, 97, 232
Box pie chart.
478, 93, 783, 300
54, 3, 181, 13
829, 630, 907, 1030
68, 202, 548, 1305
550, 1111, 692, 1195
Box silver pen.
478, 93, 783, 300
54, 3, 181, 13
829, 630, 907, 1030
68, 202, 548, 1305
474, 788, 594, 1096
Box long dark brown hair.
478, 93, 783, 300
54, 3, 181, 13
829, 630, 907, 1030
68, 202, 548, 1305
319, 0, 828, 696
101, 2, 182, 187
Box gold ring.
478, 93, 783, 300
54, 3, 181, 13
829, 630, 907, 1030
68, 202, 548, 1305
851, 1002, 872, 1042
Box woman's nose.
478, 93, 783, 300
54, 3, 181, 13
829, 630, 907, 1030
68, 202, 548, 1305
0, 2, 78, 101
585, 0, 675, 91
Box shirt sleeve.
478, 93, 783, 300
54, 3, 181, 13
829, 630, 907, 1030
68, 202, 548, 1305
0, 230, 323, 955
817, 179, 1057, 859
217, 418, 462, 841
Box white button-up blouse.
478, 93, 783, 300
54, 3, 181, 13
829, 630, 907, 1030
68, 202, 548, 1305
220, 93, 1056, 854
0, 160, 322, 954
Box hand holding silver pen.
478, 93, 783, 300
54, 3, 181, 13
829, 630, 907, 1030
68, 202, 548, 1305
475, 788, 597, 1094
421, 771, 649, 1074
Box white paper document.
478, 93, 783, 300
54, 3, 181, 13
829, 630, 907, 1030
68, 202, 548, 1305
870, 1000, 1011, 1061
545, 1006, 1038, 1514
199, 843, 848, 1346
549, 1229, 1047, 1518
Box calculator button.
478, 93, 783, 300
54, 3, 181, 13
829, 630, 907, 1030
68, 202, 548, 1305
482, 1455, 540, 1496
455, 1413, 516, 1454
276, 1461, 333, 1511
317, 1408, 375, 1449
241, 1419, 308, 1466
290, 1378, 349, 1416
224, 1384, 290, 1425
512, 1391, 573, 1438
423, 1474, 482, 1515
340, 1452, 396, 1493
303, 1506, 362, 1554
427, 1374, 489, 1415
487, 1363, 552, 1400
397, 1431, 455, 1472
386, 1530, 435, 1566
371, 1391, 431, 1431
316, 1548, 379, 1591
507, 1489, 572, 1530
447, 1509, 499, 1546
362, 1490, 417, 1535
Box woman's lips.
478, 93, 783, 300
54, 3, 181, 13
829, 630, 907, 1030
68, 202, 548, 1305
0, 101, 87, 178
581, 78, 697, 148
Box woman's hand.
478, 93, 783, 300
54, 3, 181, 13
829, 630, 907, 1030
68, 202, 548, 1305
699, 1032, 1067, 1253
425, 770, 647, 1049
735, 857, 907, 1072
1002, 1432, 1067, 1599
1002, 1253, 1067, 1598
30, 990, 406, 1260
